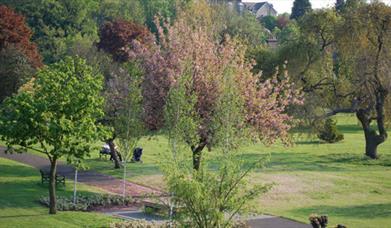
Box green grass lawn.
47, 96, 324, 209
82, 114, 391, 227
0, 158, 119, 228
2, 114, 391, 227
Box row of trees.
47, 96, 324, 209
0, 1, 302, 220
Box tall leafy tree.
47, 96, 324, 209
161, 49, 270, 228
0, 5, 41, 103
0, 5, 42, 68
290, 0, 312, 20
96, 19, 154, 168
276, 3, 391, 159
0, 0, 99, 63
112, 62, 145, 198
144, 4, 303, 170
0, 57, 107, 214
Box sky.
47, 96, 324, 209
243, 0, 391, 14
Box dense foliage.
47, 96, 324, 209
290, 0, 312, 20
0, 56, 107, 214
317, 118, 344, 143
39, 194, 133, 211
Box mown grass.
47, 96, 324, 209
0, 158, 119, 228
83, 114, 391, 227
2, 114, 391, 227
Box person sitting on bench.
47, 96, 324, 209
131, 147, 143, 163
100, 143, 122, 161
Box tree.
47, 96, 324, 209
0, 46, 36, 103
0, 0, 99, 63
97, 19, 154, 63
0, 56, 106, 214
0, 5, 42, 68
276, 13, 290, 29
212, 5, 267, 47
161, 65, 270, 227
290, 0, 312, 20
334, 2, 391, 158
144, 3, 303, 170
96, 19, 154, 168
275, 3, 391, 159
113, 62, 145, 199
96, 0, 145, 26
260, 15, 277, 31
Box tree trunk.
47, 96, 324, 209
49, 158, 57, 214
365, 131, 379, 159
356, 106, 387, 159
107, 139, 121, 169
192, 144, 206, 170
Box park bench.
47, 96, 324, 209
143, 199, 183, 217
39, 169, 66, 186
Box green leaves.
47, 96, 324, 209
0, 56, 107, 162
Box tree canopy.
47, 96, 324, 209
290, 0, 312, 20
0, 56, 107, 214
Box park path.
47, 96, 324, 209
0, 147, 161, 198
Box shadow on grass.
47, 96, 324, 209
291, 203, 391, 218
317, 153, 391, 167
233, 152, 348, 172
230, 151, 391, 173
295, 140, 321, 145
337, 124, 363, 133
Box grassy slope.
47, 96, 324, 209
0, 158, 118, 228
82, 115, 391, 227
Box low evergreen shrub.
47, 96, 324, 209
317, 118, 344, 143
39, 193, 134, 211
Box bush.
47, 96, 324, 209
39, 193, 134, 211
317, 118, 344, 143
110, 220, 249, 228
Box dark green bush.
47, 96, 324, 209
317, 118, 344, 143
39, 193, 134, 211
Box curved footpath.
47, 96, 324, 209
0, 147, 310, 228
0, 147, 161, 197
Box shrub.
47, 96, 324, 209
110, 220, 249, 228
110, 221, 170, 228
39, 193, 134, 211
317, 118, 344, 143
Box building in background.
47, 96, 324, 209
243, 2, 278, 19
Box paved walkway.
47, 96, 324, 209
0, 147, 161, 197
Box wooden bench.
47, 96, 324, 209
39, 169, 66, 186
143, 200, 182, 216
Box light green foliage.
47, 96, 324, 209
211, 68, 247, 152
212, 5, 267, 46
116, 62, 145, 163
0, 56, 106, 165
164, 68, 200, 156
161, 67, 269, 227
97, 0, 145, 26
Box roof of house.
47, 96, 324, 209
243, 2, 267, 12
